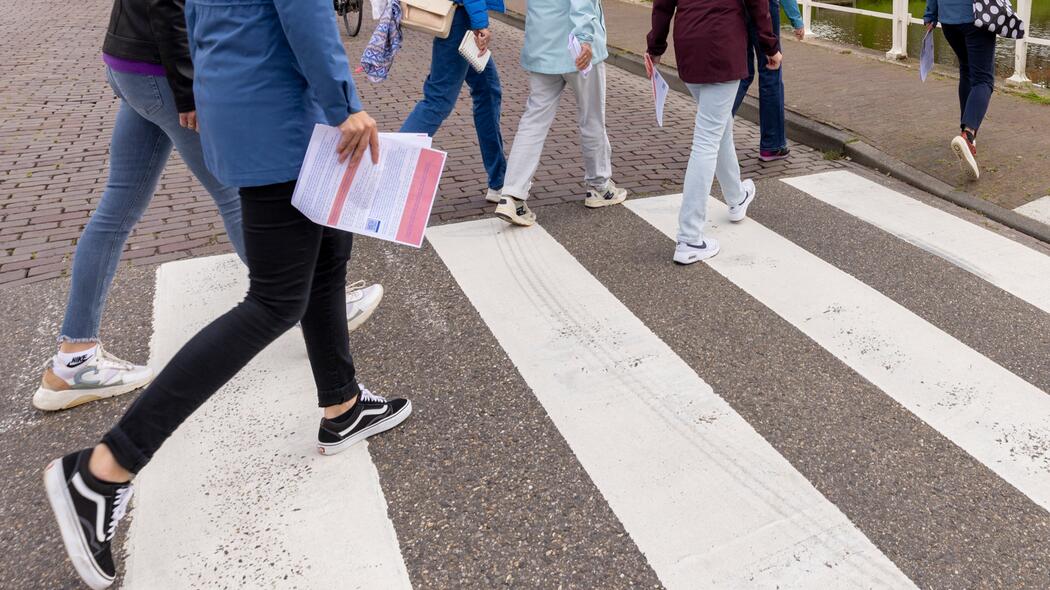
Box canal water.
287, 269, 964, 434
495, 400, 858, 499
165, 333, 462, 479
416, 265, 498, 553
803, 0, 1050, 86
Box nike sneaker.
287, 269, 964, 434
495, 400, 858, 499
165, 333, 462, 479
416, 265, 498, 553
33, 345, 152, 411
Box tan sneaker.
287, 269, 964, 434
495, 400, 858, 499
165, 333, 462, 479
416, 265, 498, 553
494, 196, 536, 227
584, 180, 628, 208
33, 345, 153, 411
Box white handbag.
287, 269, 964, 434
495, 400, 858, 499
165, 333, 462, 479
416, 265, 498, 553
401, 0, 456, 39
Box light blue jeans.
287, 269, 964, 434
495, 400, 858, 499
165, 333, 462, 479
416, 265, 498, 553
60, 68, 246, 342
678, 81, 747, 245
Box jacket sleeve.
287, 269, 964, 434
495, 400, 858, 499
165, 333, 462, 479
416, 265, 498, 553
646, 0, 676, 56
570, 0, 598, 44
923, 0, 937, 24
460, 0, 490, 29
147, 0, 196, 113
273, 0, 364, 125
744, 0, 779, 56
780, 0, 805, 30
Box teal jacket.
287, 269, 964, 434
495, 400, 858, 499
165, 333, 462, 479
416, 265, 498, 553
521, 0, 609, 75
924, 0, 975, 25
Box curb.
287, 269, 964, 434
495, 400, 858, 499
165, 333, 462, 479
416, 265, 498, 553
491, 10, 1050, 246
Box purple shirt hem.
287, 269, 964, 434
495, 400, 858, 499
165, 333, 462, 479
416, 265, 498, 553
102, 53, 167, 77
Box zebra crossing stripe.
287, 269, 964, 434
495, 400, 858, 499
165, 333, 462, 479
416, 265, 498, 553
122, 255, 412, 589
783, 171, 1050, 314
626, 194, 1050, 512
428, 219, 914, 589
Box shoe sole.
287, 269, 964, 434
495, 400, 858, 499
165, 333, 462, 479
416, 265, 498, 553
673, 248, 721, 265
317, 400, 413, 456
44, 461, 114, 590
951, 137, 980, 180
584, 192, 627, 209
494, 210, 536, 227
347, 285, 383, 335
33, 377, 153, 412
758, 154, 789, 162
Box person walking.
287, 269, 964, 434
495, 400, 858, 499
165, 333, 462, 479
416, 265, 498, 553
401, 0, 507, 203
42, 1, 411, 587
647, 0, 782, 264
494, 0, 627, 226
732, 0, 805, 161
925, 0, 997, 179
31, 0, 384, 413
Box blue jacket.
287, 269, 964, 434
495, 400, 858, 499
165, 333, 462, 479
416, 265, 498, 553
185, 0, 363, 187
780, 0, 804, 30
454, 0, 505, 30
924, 0, 975, 25
521, 0, 609, 74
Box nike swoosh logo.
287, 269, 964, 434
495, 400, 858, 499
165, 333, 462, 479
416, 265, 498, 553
66, 355, 91, 368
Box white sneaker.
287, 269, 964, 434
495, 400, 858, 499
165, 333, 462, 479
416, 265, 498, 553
728, 179, 756, 222
485, 188, 502, 204
951, 133, 980, 180
673, 238, 721, 265
33, 345, 153, 411
584, 180, 628, 208
346, 281, 383, 333
494, 196, 537, 227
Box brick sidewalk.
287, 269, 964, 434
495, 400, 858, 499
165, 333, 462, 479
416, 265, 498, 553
508, 0, 1050, 210
0, 0, 841, 288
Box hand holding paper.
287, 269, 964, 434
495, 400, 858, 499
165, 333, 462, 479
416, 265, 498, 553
292, 125, 447, 248
645, 53, 669, 127
568, 34, 593, 77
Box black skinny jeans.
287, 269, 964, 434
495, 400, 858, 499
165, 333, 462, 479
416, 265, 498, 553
103, 180, 361, 473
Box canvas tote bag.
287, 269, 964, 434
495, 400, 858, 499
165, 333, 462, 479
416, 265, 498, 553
402, 0, 455, 38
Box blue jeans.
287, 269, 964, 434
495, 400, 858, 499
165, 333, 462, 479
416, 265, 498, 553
732, 0, 786, 152
401, 7, 506, 190
59, 68, 246, 342
941, 23, 996, 133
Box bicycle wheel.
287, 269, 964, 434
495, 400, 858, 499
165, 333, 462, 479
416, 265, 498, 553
343, 0, 362, 37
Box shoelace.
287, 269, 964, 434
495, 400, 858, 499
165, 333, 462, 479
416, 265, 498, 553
107, 485, 134, 541
96, 345, 136, 371
359, 387, 387, 403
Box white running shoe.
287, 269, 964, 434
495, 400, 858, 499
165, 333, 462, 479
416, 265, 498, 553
33, 345, 153, 411
584, 180, 628, 208
485, 188, 502, 204
728, 179, 756, 222
673, 238, 721, 265
494, 196, 537, 227
346, 281, 383, 334
951, 132, 980, 180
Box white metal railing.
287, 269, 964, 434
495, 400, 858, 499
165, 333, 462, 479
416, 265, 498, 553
799, 0, 1047, 84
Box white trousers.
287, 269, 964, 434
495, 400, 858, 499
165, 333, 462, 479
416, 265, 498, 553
677, 81, 747, 245
502, 63, 612, 200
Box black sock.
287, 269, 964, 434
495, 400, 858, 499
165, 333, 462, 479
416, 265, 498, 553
329, 400, 359, 423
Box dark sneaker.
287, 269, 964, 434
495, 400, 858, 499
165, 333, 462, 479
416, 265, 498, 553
43, 449, 133, 590
951, 131, 980, 179
317, 388, 412, 455
758, 147, 790, 162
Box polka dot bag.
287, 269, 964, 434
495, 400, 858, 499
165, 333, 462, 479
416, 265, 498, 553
973, 0, 1026, 39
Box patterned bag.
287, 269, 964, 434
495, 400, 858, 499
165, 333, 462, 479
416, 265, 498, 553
973, 0, 1026, 39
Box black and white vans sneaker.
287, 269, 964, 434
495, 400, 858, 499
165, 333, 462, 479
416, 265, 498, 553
43, 449, 133, 590
317, 388, 412, 455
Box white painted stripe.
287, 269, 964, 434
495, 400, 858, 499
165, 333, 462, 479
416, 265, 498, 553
428, 219, 913, 590
782, 171, 1050, 314
1015, 195, 1050, 227
627, 194, 1050, 513
122, 254, 412, 590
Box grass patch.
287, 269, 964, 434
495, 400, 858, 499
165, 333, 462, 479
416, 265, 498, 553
823, 149, 845, 161
1013, 90, 1050, 106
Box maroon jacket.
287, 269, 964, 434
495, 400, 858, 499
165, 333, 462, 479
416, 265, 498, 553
647, 0, 780, 85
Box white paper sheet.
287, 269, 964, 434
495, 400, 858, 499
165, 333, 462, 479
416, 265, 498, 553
292, 126, 447, 248
646, 54, 670, 127
568, 34, 593, 78
920, 29, 934, 82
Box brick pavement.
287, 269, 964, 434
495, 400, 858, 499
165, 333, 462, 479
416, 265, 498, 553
0, 0, 841, 288
507, 0, 1050, 210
